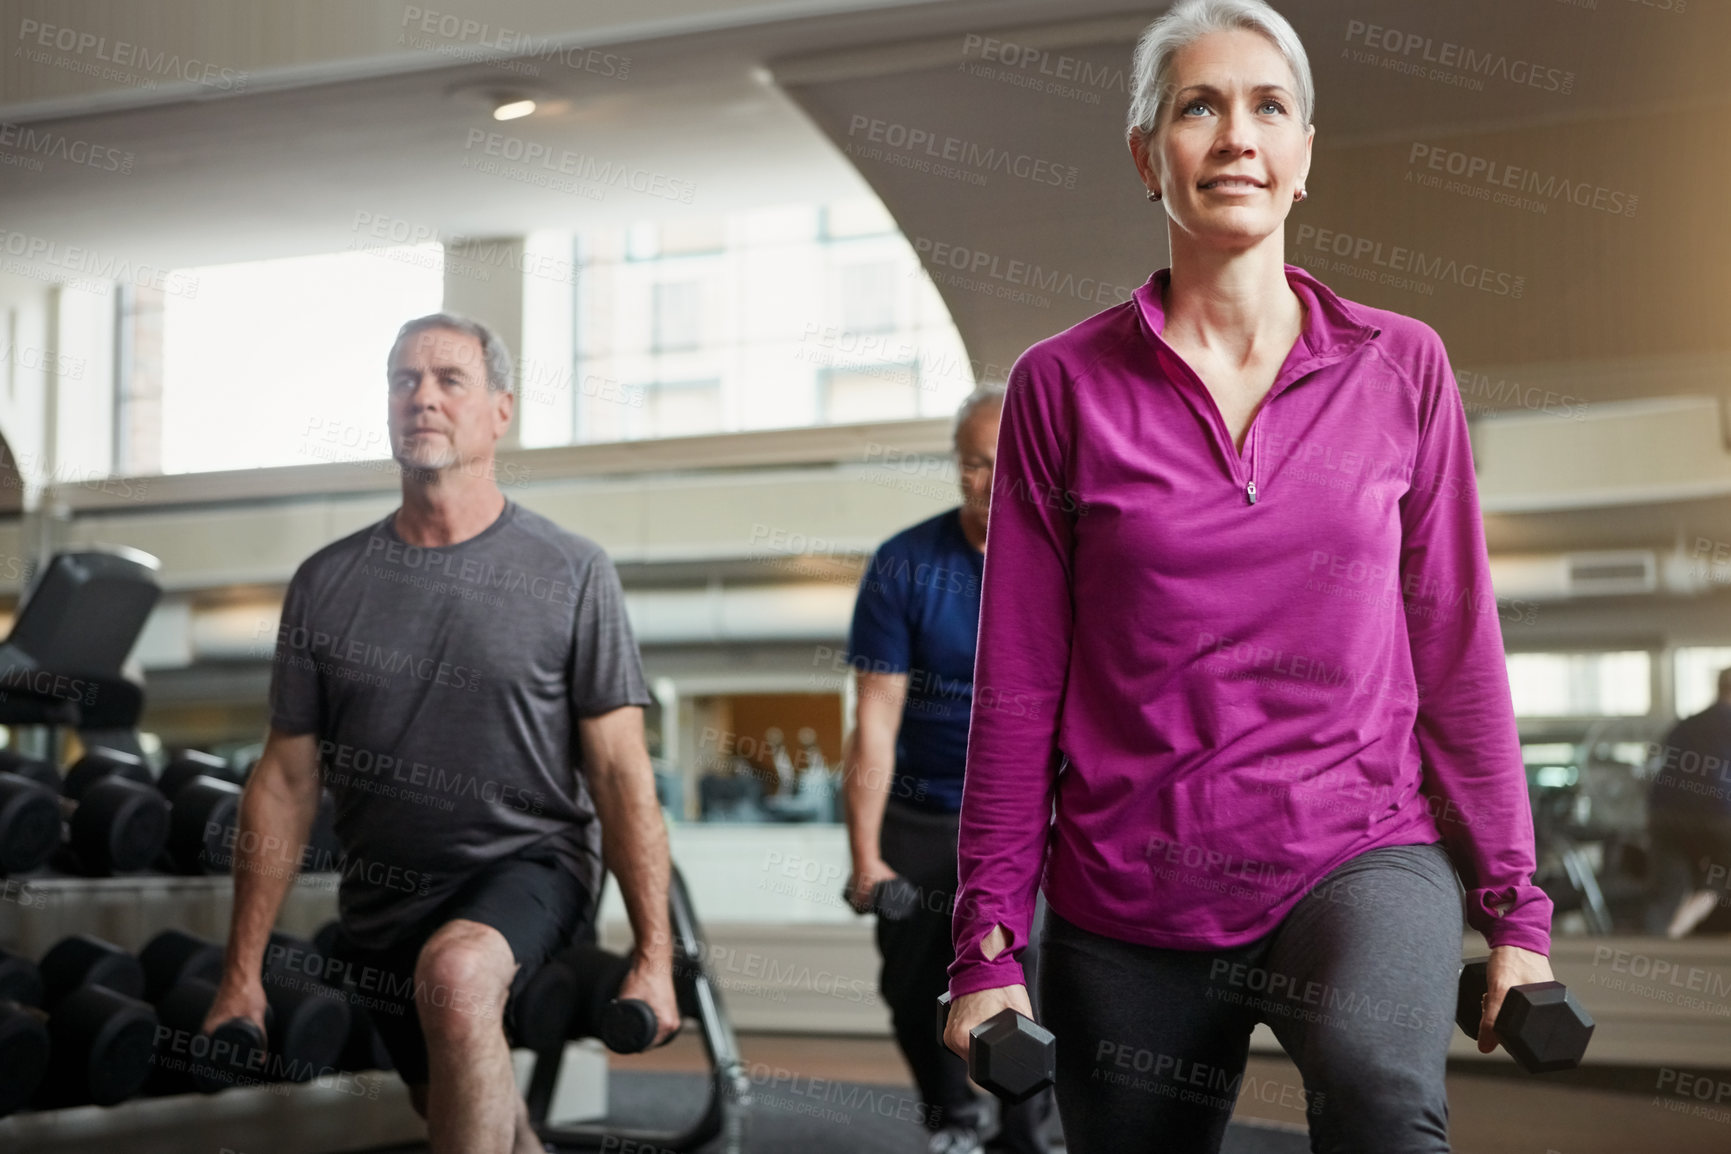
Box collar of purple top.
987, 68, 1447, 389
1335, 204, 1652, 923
1133, 264, 1383, 362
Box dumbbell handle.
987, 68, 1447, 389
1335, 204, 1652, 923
1457, 960, 1549, 1035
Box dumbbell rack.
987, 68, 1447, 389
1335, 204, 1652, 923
0, 871, 339, 960
0, 872, 434, 1154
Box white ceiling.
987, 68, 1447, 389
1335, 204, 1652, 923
0, 0, 1159, 269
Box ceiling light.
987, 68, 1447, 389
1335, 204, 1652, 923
446, 82, 562, 120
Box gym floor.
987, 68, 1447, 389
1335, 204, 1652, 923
591, 1033, 1731, 1154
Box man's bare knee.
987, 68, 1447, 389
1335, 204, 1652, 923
415, 919, 517, 1039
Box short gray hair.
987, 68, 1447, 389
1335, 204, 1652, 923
1126, 0, 1314, 142
953, 383, 1006, 447
389, 312, 514, 393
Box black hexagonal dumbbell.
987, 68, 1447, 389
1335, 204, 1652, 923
32, 934, 159, 1108
1456, 957, 1594, 1073
842, 875, 919, 921
936, 990, 1055, 1104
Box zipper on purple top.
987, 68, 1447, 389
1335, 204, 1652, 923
1246, 421, 1258, 506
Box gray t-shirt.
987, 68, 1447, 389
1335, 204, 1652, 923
267, 500, 653, 948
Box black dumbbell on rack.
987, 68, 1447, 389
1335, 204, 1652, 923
63, 748, 153, 799
936, 990, 1056, 1104
1456, 957, 1595, 1074
0, 750, 60, 792
0, 746, 73, 877
151, 977, 273, 1094
0, 947, 50, 1117
137, 927, 350, 1088
259, 931, 352, 1081
157, 749, 245, 799
30, 934, 159, 1108
140, 927, 272, 1094
44, 750, 172, 876
53, 746, 247, 877
0, 749, 166, 877
0, 769, 60, 875
156, 750, 247, 875
309, 920, 394, 1072
157, 766, 244, 876
140, 928, 228, 1004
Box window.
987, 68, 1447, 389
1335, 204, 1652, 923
644, 378, 722, 439
651, 281, 703, 352
1506, 651, 1651, 718
625, 222, 659, 262
821, 199, 896, 240
817, 365, 919, 424
660, 218, 726, 256
839, 261, 898, 333
1673, 646, 1731, 718
154, 246, 444, 474
563, 198, 972, 445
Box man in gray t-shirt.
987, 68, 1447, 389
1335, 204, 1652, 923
207, 313, 679, 1154
270, 499, 647, 946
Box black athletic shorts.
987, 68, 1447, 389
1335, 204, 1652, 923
323, 848, 592, 1085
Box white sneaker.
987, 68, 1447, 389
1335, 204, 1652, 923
929, 1125, 985, 1154
1668, 889, 1719, 938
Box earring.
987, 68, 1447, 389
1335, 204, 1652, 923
1146, 189, 1162, 202
1294, 187, 1308, 202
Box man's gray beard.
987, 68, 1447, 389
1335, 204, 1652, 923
395, 444, 458, 482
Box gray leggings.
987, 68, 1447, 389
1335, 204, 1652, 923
1038, 843, 1463, 1154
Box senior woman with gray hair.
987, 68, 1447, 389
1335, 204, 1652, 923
941, 1, 1554, 1150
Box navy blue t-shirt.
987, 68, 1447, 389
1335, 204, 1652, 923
1650, 702, 1731, 816
845, 507, 985, 814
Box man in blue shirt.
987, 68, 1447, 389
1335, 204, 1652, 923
842, 384, 1054, 1154
1649, 668, 1731, 936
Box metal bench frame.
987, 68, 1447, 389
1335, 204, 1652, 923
523, 865, 750, 1152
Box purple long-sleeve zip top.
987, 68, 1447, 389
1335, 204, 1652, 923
947, 263, 1551, 998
